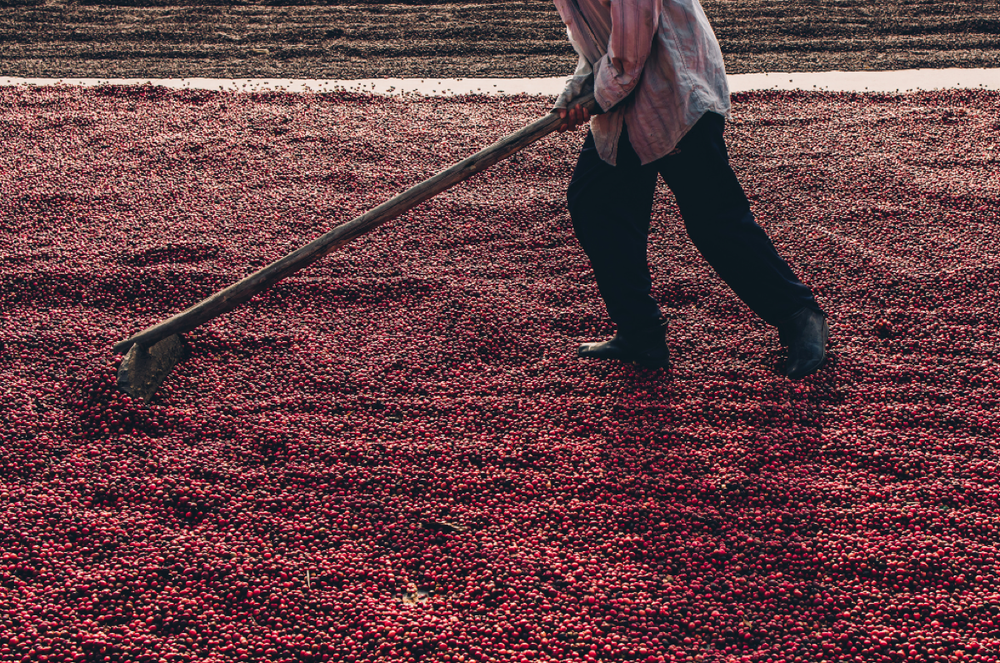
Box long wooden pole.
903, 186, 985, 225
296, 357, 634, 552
114, 93, 597, 355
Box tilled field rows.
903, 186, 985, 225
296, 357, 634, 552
2, 0, 999, 78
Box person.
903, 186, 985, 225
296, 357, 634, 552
551, 0, 828, 379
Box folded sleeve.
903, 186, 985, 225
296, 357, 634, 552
554, 27, 594, 110
594, 0, 663, 113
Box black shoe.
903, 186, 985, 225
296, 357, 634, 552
578, 320, 669, 369
778, 308, 828, 379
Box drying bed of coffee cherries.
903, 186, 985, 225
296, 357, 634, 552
1, 84, 998, 663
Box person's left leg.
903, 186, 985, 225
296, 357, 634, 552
568, 128, 661, 333
568, 127, 669, 368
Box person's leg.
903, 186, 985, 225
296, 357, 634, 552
656, 112, 827, 377
655, 112, 821, 326
568, 127, 661, 334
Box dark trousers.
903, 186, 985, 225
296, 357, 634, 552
567, 112, 820, 332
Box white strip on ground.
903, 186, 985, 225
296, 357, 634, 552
2, 68, 999, 95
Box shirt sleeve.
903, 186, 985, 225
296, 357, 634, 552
594, 0, 663, 113
553, 27, 594, 110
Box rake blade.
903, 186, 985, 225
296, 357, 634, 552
117, 334, 188, 403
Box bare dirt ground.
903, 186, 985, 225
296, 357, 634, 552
2, 0, 999, 80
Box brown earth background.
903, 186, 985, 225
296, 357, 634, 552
2, 0, 999, 80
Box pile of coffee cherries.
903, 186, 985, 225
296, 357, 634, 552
1, 84, 997, 663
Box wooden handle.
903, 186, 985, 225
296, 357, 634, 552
114, 93, 598, 354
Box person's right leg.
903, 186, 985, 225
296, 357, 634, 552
655, 112, 821, 325
656, 112, 827, 377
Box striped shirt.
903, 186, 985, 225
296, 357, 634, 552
552, 0, 731, 166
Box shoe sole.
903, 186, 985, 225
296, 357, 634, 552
578, 348, 669, 370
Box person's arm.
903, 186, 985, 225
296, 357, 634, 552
554, 27, 595, 132
593, 0, 663, 114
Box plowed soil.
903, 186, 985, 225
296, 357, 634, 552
2, 0, 999, 79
